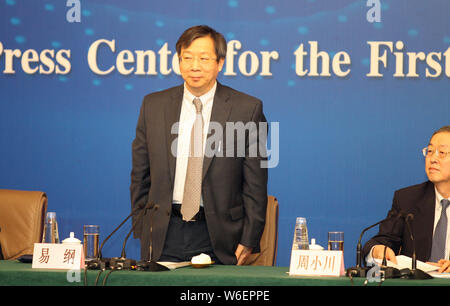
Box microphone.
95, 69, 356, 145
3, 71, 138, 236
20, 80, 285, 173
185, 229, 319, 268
108, 202, 157, 271
379, 245, 401, 279
98, 201, 146, 259
109, 201, 169, 272
134, 203, 170, 272
121, 201, 156, 259
399, 213, 433, 280
405, 214, 416, 270
346, 209, 402, 278
87, 201, 148, 270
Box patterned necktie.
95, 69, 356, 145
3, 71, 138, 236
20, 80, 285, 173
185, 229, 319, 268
429, 199, 450, 262
181, 97, 204, 221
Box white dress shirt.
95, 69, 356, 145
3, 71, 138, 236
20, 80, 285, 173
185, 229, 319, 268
433, 187, 450, 260
172, 82, 217, 206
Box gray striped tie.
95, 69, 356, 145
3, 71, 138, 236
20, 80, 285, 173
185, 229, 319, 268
429, 199, 450, 262
181, 97, 204, 221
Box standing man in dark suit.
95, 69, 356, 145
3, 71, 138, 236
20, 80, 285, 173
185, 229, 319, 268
363, 126, 450, 272
130, 25, 268, 265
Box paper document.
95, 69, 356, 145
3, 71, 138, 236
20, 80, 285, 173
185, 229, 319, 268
374, 255, 438, 272
428, 271, 450, 278
157, 261, 191, 270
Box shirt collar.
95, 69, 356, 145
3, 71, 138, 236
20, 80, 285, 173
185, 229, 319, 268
435, 186, 450, 205
183, 81, 217, 106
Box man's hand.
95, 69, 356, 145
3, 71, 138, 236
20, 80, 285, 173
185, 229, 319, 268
372, 245, 398, 264
235, 244, 253, 265
427, 259, 450, 273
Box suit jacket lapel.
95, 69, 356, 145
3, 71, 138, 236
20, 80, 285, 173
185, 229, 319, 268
164, 85, 183, 189
202, 82, 232, 180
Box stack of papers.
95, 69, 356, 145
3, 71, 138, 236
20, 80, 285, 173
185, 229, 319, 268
374, 255, 437, 272
373, 255, 450, 278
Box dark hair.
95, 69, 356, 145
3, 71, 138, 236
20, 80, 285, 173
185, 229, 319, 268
176, 25, 227, 62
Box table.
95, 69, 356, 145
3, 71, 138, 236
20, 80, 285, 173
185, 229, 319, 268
1, 260, 449, 287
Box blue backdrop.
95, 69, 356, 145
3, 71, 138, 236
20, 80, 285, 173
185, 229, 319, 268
1, 0, 449, 268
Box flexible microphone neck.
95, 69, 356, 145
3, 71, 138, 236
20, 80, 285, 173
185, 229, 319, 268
356, 221, 383, 267
382, 245, 388, 266
399, 213, 432, 280
98, 202, 147, 259
403, 214, 416, 270
347, 209, 403, 278
355, 209, 400, 267
122, 202, 168, 272
120, 202, 158, 258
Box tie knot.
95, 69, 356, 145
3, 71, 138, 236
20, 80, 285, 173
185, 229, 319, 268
442, 199, 450, 209
193, 97, 202, 113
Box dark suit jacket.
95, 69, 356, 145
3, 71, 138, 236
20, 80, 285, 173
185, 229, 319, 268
362, 181, 436, 263
130, 82, 268, 265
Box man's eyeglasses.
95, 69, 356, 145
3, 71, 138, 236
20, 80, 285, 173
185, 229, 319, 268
180, 55, 217, 66
422, 147, 450, 159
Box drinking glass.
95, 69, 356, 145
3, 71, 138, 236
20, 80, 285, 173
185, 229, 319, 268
328, 231, 344, 252
83, 225, 99, 261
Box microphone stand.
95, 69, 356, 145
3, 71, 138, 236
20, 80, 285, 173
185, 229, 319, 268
399, 214, 433, 280
110, 202, 169, 272
134, 204, 170, 272
346, 210, 400, 278
379, 245, 401, 279
345, 224, 374, 278
121, 202, 156, 259
86, 201, 148, 271
108, 202, 152, 270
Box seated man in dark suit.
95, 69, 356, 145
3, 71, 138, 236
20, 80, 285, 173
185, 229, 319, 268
363, 125, 450, 272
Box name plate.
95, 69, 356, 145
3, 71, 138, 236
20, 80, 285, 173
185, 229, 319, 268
289, 250, 345, 277
32, 243, 85, 270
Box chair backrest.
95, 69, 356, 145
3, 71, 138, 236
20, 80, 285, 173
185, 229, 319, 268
0, 189, 48, 260
246, 195, 279, 266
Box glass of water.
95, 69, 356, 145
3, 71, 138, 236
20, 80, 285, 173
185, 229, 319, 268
83, 225, 100, 261
328, 231, 344, 252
